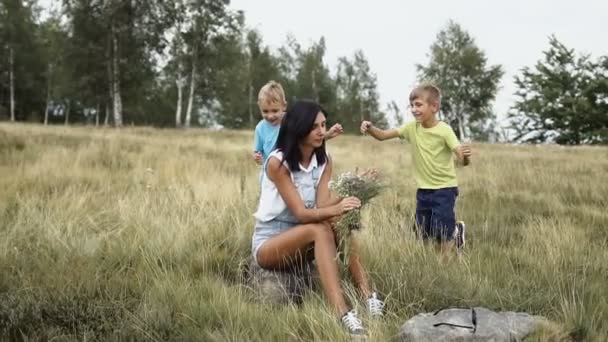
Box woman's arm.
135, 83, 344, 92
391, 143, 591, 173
316, 157, 341, 208
266, 157, 358, 223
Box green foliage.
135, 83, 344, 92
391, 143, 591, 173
213, 29, 282, 129
0, 0, 46, 121
417, 20, 504, 141
0, 1, 391, 130
278, 37, 338, 116
509, 36, 608, 144
336, 50, 388, 132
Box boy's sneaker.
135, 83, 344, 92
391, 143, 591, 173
367, 292, 385, 317
341, 309, 367, 337
455, 221, 466, 254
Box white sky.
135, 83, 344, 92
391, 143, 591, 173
229, 0, 608, 127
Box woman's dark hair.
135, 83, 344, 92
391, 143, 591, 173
275, 99, 327, 171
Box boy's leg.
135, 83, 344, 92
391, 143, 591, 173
415, 189, 433, 240
429, 188, 459, 262
437, 240, 455, 264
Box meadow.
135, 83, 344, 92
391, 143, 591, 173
1, 123, 607, 341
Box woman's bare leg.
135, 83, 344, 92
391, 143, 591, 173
256, 223, 348, 314
347, 236, 372, 298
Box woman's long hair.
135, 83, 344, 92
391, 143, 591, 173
275, 100, 328, 171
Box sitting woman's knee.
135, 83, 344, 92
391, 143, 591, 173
311, 223, 335, 241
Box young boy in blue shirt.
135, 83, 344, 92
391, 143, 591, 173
253, 81, 343, 172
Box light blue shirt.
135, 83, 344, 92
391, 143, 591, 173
254, 120, 281, 164
254, 120, 281, 182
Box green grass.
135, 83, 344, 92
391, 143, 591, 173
1, 123, 607, 341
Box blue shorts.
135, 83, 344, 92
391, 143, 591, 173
251, 219, 297, 266
414, 187, 458, 241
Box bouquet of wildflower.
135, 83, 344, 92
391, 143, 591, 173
329, 168, 383, 263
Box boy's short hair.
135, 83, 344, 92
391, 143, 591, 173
258, 81, 286, 105
409, 83, 442, 107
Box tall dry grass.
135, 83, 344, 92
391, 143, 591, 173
0, 123, 607, 341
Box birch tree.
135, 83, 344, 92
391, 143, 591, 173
417, 20, 503, 141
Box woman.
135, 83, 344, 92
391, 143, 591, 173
251, 100, 384, 336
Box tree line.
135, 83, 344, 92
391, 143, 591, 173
0, 1, 606, 144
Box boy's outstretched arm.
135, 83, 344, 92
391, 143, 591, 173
360, 121, 399, 141
325, 123, 344, 140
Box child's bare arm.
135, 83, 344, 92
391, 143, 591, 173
360, 121, 400, 141
253, 127, 263, 164
253, 151, 262, 165
325, 123, 344, 140
454, 144, 472, 166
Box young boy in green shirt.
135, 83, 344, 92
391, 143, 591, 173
360, 83, 472, 262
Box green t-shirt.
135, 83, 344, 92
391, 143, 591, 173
397, 121, 460, 189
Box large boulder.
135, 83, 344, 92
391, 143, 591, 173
398, 307, 548, 342
247, 259, 318, 305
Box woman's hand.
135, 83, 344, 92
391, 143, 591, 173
327, 214, 342, 228
333, 196, 361, 215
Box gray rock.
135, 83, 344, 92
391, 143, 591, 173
398, 307, 547, 342
247, 260, 318, 305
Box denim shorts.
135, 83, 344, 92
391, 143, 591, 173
415, 187, 458, 241
251, 219, 297, 265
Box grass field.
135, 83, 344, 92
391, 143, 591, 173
1, 123, 607, 341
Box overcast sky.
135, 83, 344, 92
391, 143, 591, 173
229, 0, 608, 126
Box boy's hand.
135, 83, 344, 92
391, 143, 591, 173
360, 121, 372, 134
253, 151, 262, 165
458, 144, 472, 166
460, 143, 472, 157
326, 123, 344, 139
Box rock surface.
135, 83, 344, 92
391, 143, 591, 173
398, 307, 547, 342
247, 260, 318, 305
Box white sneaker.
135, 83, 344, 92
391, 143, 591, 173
367, 292, 385, 317
455, 221, 466, 255
341, 309, 367, 337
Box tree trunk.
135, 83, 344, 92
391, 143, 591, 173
95, 103, 100, 127
457, 114, 465, 140
104, 101, 110, 126
9, 47, 15, 122
106, 40, 113, 127
175, 72, 185, 127
111, 24, 123, 127
359, 100, 364, 122
248, 57, 254, 128
311, 68, 319, 103
248, 82, 254, 129
184, 48, 197, 128
44, 63, 52, 125
64, 99, 71, 125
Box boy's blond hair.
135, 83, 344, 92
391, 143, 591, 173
409, 83, 442, 108
258, 81, 287, 105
